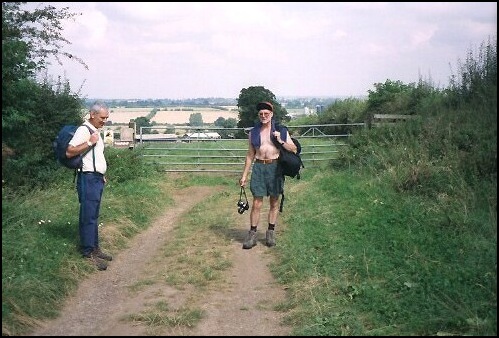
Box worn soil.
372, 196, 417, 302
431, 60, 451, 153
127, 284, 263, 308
29, 186, 292, 336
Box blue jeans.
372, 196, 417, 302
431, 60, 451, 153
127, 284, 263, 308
77, 172, 105, 256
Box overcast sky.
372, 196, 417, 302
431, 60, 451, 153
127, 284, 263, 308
37, 2, 497, 100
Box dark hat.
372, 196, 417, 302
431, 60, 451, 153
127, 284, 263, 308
256, 101, 273, 112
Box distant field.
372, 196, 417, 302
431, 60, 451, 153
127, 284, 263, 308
108, 106, 239, 124
105, 106, 308, 124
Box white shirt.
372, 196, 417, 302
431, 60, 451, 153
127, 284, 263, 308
68, 121, 107, 174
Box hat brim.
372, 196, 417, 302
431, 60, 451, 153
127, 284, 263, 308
256, 102, 273, 112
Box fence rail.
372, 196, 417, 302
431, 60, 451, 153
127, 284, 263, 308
135, 123, 365, 173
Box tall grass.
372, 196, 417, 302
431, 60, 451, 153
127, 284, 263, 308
274, 168, 495, 335
2, 148, 173, 336
271, 36, 497, 336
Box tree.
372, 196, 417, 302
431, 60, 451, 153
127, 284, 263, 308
189, 112, 204, 126
2, 2, 86, 73
222, 117, 237, 128
214, 116, 226, 127
214, 117, 237, 129
366, 79, 413, 116
2, 2, 85, 188
134, 116, 153, 134
236, 86, 290, 130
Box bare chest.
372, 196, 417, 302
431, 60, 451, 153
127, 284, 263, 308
256, 130, 279, 159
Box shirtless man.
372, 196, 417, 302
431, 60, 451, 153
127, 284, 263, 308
239, 101, 297, 249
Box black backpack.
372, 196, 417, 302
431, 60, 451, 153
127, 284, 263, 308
53, 124, 95, 169
273, 125, 304, 180
276, 136, 304, 179
273, 125, 305, 212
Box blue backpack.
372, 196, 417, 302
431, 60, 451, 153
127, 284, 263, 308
53, 124, 94, 169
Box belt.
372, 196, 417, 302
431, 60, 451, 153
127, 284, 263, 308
80, 171, 104, 177
255, 158, 277, 164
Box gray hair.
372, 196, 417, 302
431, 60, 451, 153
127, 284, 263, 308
90, 101, 108, 114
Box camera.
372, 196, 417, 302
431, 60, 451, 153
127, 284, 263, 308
237, 200, 249, 214
237, 186, 250, 214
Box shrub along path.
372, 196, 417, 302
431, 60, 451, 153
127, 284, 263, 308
29, 185, 291, 336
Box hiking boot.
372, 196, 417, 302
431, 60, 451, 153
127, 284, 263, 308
94, 247, 113, 261
265, 230, 276, 247
242, 230, 258, 249
84, 252, 108, 271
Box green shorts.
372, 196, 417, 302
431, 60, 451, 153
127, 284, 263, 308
250, 162, 283, 197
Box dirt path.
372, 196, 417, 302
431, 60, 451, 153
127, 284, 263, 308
30, 186, 291, 336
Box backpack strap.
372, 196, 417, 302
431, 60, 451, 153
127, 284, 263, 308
83, 124, 97, 172
272, 123, 287, 213
275, 123, 288, 143
74, 125, 97, 184
279, 192, 285, 213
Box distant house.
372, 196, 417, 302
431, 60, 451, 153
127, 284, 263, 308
135, 133, 179, 142
184, 132, 221, 140
205, 132, 222, 139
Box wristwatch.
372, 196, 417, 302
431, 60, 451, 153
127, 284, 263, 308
87, 141, 93, 147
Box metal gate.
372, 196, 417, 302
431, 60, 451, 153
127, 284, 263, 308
136, 123, 365, 173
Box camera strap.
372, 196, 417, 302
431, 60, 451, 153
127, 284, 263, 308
239, 186, 248, 204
